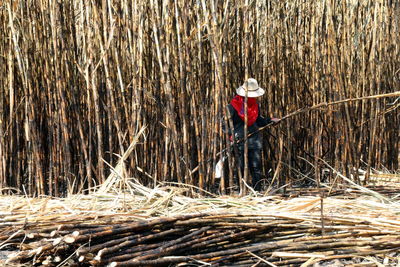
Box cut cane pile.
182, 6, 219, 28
1, 178, 400, 266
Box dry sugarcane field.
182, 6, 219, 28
0, 0, 400, 266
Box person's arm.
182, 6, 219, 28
256, 105, 281, 127
256, 115, 272, 127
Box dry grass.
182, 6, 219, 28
1, 178, 400, 225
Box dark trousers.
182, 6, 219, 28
238, 147, 263, 191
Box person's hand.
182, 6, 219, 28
271, 118, 281, 123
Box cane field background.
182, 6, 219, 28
0, 0, 399, 196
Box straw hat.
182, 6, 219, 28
236, 78, 265, 97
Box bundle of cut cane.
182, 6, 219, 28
4, 209, 400, 266
2, 177, 400, 266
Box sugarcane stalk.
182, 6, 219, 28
107, 256, 193, 267
133, 226, 211, 261
63, 214, 202, 244
94, 243, 162, 265
95, 228, 183, 259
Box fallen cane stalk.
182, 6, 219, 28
133, 226, 212, 261
63, 213, 205, 244
96, 228, 183, 258
93, 243, 162, 265
96, 229, 236, 264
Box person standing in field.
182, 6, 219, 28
226, 78, 280, 191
